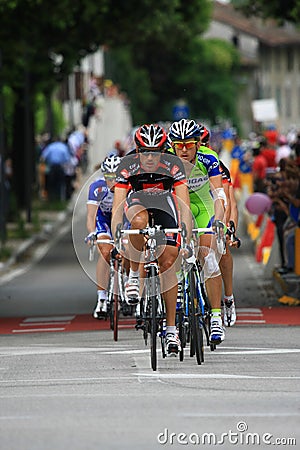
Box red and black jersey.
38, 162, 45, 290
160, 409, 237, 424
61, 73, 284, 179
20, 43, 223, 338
115, 150, 186, 193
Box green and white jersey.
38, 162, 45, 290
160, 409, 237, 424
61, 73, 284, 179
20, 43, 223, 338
187, 146, 220, 227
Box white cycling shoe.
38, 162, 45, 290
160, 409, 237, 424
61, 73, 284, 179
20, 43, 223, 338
125, 277, 140, 306
93, 299, 107, 319
223, 298, 237, 327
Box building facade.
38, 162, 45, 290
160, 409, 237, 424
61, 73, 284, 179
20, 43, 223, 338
206, 1, 300, 135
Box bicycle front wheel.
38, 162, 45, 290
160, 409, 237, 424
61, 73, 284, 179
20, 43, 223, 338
147, 266, 159, 371
188, 268, 204, 365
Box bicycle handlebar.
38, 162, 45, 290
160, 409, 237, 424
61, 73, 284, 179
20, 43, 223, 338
86, 238, 114, 261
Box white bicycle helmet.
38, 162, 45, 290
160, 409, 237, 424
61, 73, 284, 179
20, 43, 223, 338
168, 119, 201, 141
100, 156, 121, 173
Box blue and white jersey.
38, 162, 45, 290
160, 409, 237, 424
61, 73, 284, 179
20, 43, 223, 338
87, 177, 114, 223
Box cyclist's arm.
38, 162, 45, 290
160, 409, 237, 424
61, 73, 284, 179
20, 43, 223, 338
210, 174, 226, 222
86, 203, 98, 235
223, 181, 231, 225
228, 184, 238, 230
174, 182, 192, 243
111, 186, 128, 237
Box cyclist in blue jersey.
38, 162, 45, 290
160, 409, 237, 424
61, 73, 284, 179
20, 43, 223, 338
86, 156, 121, 318
168, 119, 227, 345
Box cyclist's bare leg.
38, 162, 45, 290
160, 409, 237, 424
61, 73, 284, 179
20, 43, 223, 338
199, 233, 222, 308
219, 241, 233, 297
158, 245, 179, 327
96, 234, 113, 291
125, 206, 148, 271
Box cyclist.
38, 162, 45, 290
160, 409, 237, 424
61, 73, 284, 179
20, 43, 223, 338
218, 159, 239, 326
112, 124, 192, 355
200, 126, 240, 326
168, 119, 226, 345
86, 156, 121, 319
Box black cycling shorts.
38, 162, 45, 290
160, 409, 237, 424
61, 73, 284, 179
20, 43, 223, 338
125, 191, 180, 247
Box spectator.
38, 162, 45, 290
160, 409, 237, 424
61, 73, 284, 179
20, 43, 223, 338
292, 132, 300, 168
269, 161, 300, 273
82, 73, 104, 127
275, 135, 292, 165
107, 140, 126, 158
41, 138, 71, 202
252, 141, 267, 193
266, 159, 289, 270
259, 136, 277, 173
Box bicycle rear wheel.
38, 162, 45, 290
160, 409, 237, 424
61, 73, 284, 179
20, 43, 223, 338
111, 259, 120, 341
176, 309, 185, 362
188, 269, 204, 365
147, 266, 158, 371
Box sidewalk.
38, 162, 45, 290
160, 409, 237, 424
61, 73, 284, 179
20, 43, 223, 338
0, 197, 76, 278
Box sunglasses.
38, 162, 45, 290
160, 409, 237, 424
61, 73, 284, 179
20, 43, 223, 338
138, 148, 161, 154
172, 141, 198, 150
104, 174, 116, 180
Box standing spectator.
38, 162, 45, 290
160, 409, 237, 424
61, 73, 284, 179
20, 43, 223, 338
82, 73, 104, 127
260, 137, 277, 173
107, 140, 126, 158
275, 135, 292, 165
252, 141, 267, 193
267, 159, 289, 270
292, 132, 300, 167
41, 138, 71, 202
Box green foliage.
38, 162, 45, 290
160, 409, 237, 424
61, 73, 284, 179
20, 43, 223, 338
35, 93, 47, 135
35, 93, 65, 136
232, 0, 300, 25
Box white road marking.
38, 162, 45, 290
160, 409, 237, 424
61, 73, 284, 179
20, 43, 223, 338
180, 412, 300, 417
19, 322, 71, 327
237, 308, 263, 313
0, 373, 299, 387
12, 328, 66, 333
236, 320, 266, 323
135, 373, 300, 380
22, 316, 75, 322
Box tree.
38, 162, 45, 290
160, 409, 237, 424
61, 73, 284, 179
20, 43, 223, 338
0, 0, 211, 208
232, 0, 300, 25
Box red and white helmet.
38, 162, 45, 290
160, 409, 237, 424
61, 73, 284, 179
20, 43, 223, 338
134, 124, 167, 150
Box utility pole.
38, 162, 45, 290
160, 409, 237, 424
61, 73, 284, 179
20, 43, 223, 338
0, 49, 7, 245
24, 61, 32, 223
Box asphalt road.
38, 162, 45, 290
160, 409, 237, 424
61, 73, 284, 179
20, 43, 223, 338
0, 326, 299, 450
0, 210, 299, 449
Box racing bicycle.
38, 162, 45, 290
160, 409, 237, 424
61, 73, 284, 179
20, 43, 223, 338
116, 223, 184, 371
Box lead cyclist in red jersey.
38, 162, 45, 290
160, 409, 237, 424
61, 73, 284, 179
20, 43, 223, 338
112, 124, 192, 355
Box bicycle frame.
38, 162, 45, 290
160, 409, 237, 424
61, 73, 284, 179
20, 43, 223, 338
88, 238, 126, 341
117, 224, 182, 371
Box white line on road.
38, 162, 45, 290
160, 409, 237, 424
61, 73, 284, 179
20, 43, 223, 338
22, 316, 75, 322
179, 412, 300, 417
134, 373, 300, 380
12, 328, 66, 333
0, 346, 299, 357
0, 374, 299, 386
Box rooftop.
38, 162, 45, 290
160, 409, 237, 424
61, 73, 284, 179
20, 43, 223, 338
213, 1, 300, 46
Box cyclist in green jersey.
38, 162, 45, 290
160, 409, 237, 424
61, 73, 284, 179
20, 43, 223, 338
168, 119, 226, 345
200, 124, 239, 327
